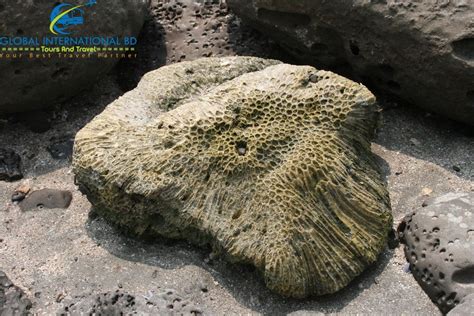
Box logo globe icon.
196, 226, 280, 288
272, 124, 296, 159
49, 0, 97, 35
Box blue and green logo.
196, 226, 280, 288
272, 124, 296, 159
49, 0, 97, 35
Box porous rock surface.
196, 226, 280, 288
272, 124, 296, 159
400, 192, 474, 314
227, 0, 474, 125
58, 289, 204, 315
0, 0, 149, 114
0, 271, 32, 316
73, 56, 393, 298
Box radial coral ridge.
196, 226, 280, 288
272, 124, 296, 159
73, 56, 393, 297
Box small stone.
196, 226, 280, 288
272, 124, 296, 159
56, 293, 65, 303
11, 183, 31, 202
11, 192, 26, 203
410, 138, 421, 146
19, 189, 73, 212
421, 187, 433, 196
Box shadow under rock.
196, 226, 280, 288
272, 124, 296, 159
85, 209, 392, 315
115, 14, 167, 92
376, 97, 474, 182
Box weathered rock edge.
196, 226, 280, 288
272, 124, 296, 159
227, 0, 474, 125
73, 56, 393, 298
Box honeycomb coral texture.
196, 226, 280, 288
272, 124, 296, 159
73, 57, 392, 298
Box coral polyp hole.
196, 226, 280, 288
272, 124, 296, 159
235, 140, 247, 156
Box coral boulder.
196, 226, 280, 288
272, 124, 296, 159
73, 57, 393, 297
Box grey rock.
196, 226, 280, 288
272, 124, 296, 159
0, 0, 149, 114
227, 0, 474, 125
0, 271, 32, 316
400, 192, 474, 314
19, 189, 72, 211
448, 293, 474, 316
58, 289, 204, 315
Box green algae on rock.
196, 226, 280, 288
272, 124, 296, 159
73, 56, 392, 298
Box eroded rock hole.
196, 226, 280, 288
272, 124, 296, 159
257, 9, 311, 28
452, 266, 474, 284
349, 41, 360, 56
452, 38, 474, 61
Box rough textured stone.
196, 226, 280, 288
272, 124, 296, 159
227, 0, 474, 125
0, 271, 32, 316
58, 289, 204, 315
73, 56, 393, 298
0, 0, 149, 114
448, 293, 474, 316
400, 192, 474, 314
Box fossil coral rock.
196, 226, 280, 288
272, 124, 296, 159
400, 192, 474, 314
73, 56, 393, 297
227, 0, 474, 125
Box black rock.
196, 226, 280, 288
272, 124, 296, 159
11, 191, 26, 203
19, 189, 72, 212
0, 148, 22, 182
0, 271, 32, 316
400, 192, 474, 314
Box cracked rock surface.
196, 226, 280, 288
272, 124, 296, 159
73, 56, 392, 298
400, 192, 474, 314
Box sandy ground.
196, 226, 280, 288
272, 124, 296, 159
1, 0, 473, 315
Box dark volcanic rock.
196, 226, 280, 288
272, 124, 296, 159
0, 271, 32, 316
0, 149, 22, 182
0, 0, 149, 114
227, 0, 474, 125
19, 189, 73, 211
400, 192, 474, 314
58, 289, 204, 315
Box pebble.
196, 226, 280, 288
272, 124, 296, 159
19, 188, 73, 211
